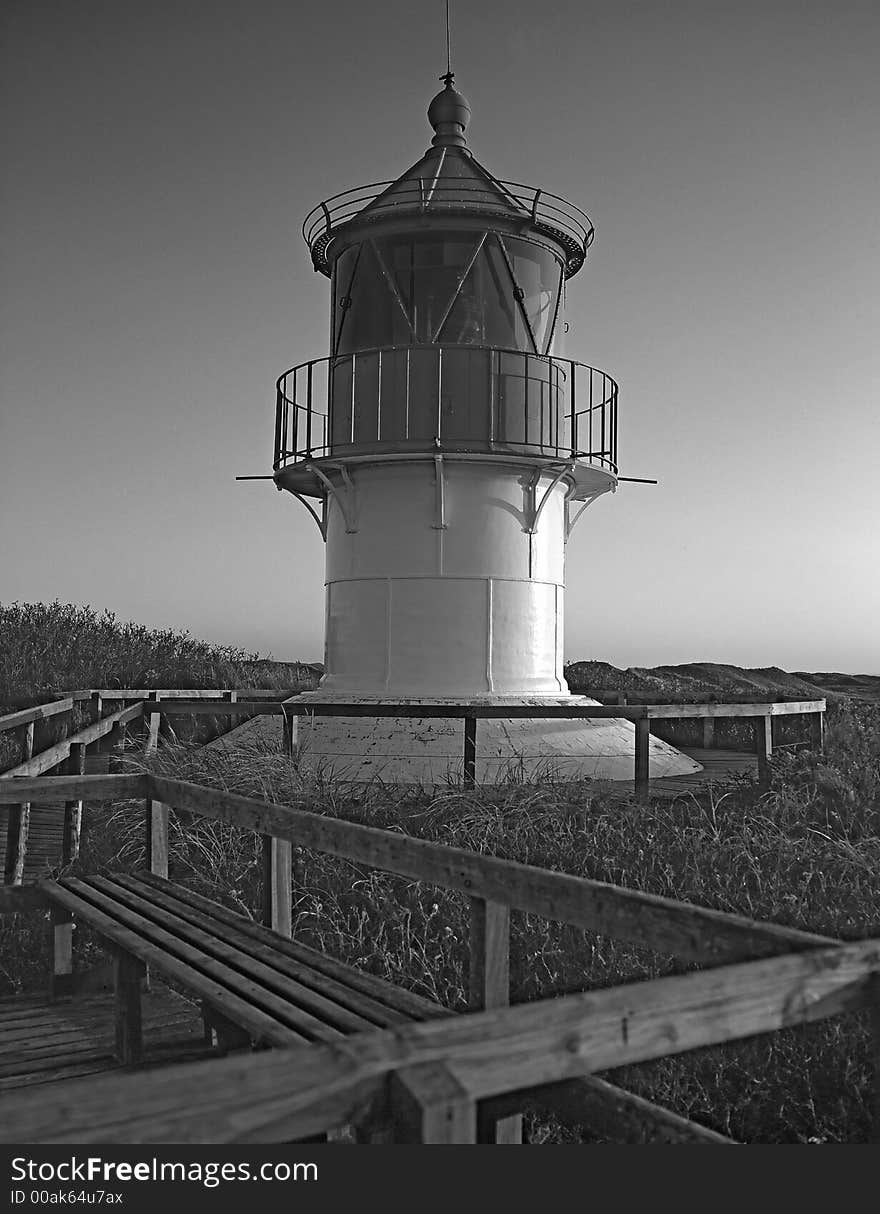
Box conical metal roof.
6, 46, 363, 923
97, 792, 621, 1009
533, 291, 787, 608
302, 77, 594, 278
356, 140, 530, 225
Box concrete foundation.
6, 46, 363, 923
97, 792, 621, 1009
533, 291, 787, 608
292, 694, 703, 785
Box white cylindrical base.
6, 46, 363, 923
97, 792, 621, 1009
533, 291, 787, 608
321, 459, 569, 696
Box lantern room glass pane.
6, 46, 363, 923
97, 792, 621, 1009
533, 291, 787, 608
502, 237, 563, 354
334, 241, 412, 355
439, 236, 532, 351
332, 232, 563, 355
386, 235, 482, 343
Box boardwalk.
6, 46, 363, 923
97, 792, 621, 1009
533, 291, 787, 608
610, 747, 758, 800
0, 986, 209, 1093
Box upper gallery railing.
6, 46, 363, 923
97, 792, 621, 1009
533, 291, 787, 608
302, 179, 595, 277
274, 345, 618, 472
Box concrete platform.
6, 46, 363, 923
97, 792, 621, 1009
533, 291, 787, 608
213, 697, 704, 785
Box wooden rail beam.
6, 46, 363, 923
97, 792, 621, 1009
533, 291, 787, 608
489, 1075, 738, 1144
0, 698, 74, 735
147, 776, 836, 965
4, 935, 877, 1144
0, 703, 145, 780
0, 774, 148, 803
140, 701, 286, 716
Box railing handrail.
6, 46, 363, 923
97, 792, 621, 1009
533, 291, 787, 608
273, 344, 619, 472
275, 345, 614, 405
3, 930, 877, 1143
301, 178, 595, 276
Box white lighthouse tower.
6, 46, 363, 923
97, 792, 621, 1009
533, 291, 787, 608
273, 75, 700, 784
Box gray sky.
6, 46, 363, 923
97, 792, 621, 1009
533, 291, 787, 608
2, 0, 878, 672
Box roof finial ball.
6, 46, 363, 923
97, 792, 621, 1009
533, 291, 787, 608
428, 72, 471, 147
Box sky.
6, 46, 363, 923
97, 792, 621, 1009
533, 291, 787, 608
1, 0, 878, 673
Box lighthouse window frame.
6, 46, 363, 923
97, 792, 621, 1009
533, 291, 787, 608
331, 231, 565, 357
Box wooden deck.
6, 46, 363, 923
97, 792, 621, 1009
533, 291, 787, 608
0, 983, 210, 1093
610, 747, 759, 800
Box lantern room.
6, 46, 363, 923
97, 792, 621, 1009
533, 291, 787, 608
275, 74, 616, 485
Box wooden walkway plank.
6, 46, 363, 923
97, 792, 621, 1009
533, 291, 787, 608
134, 872, 446, 1021
0, 987, 208, 1093
39, 880, 313, 1048
88, 875, 386, 1036
149, 775, 836, 966
114, 874, 419, 1029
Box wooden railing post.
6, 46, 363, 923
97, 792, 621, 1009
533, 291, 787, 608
110, 719, 126, 765
89, 692, 104, 760
144, 692, 161, 756
634, 716, 650, 801
389, 1062, 477, 1143
871, 973, 880, 1145
463, 715, 477, 787
810, 709, 825, 755
262, 835, 292, 938
62, 742, 87, 865
755, 714, 773, 786
145, 797, 169, 879
4, 721, 34, 884
702, 699, 716, 749
469, 896, 521, 1143
49, 906, 74, 1000
114, 951, 146, 1065
282, 707, 298, 757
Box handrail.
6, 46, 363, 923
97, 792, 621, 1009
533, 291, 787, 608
2, 930, 875, 1143
0, 701, 145, 780
0, 698, 75, 734
144, 773, 833, 965
273, 345, 619, 473
301, 178, 595, 277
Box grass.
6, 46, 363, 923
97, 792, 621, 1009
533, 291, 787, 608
0, 601, 310, 707
0, 600, 317, 768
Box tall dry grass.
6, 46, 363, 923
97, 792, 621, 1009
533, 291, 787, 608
0, 601, 308, 707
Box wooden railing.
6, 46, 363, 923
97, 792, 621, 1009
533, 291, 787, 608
144, 694, 827, 795
0, 688, 827, 887
0, 689, 297, 885
0, 768, 875, 1143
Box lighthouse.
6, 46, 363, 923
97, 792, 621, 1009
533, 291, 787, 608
272, 75, 701, 784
